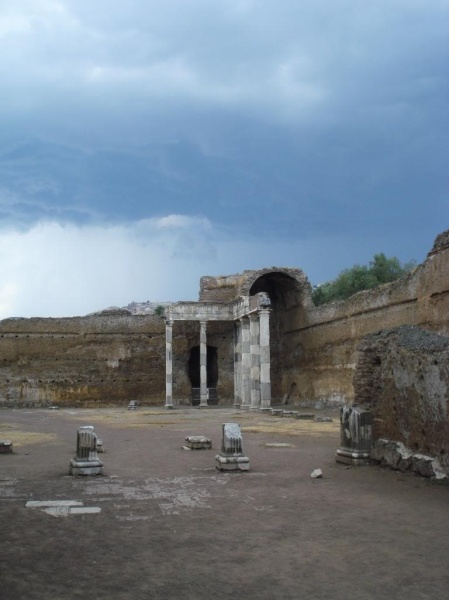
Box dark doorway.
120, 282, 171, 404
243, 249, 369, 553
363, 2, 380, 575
187, 345, 218, 405
249, 272, 302, 402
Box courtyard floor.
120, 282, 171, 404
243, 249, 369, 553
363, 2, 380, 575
1, 406, 448, 600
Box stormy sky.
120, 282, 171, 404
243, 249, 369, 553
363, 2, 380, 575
0, 0, 448, 317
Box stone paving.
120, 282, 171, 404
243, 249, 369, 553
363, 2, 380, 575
1, 407, 448, 600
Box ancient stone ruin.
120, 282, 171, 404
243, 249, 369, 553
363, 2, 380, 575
0, 230, 448, 475
215, 423, 250, 471
69, 425, 104, 476
1, 230, 448, 412
353, 325, 449, 477
184, 436, 212, 450
0, 440, 13, 454
335, 406, 373, 466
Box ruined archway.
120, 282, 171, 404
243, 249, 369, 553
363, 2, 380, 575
245, 269, 310, 403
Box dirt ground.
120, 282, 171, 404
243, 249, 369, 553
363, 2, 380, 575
1, 407, 448, 600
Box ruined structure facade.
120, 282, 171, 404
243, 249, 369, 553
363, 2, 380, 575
354, 326, 449, 470
0, 231, 448, 409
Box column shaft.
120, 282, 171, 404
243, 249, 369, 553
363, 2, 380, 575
199, 321, 208, 407
249, 314, 260, 409
233, 321, 242, 408
165, 320, 174, 408
240, 317, 251, 408
259, 309, 272, 408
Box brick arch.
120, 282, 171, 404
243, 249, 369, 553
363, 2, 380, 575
239, 267, 312, 309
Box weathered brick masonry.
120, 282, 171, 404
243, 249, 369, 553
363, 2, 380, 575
353, 326, 449, 469
0, 230, 448, 408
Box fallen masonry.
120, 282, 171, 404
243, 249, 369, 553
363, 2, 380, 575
370, 439, 448, 480
184, 436, 212, 450
0, 440, 13, 454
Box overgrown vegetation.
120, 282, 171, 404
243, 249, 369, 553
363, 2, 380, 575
312, 253, 416, 306
154, 305, 165, 317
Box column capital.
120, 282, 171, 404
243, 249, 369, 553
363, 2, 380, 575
165, 319, 173, 327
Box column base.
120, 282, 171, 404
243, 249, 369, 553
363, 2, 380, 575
215, 454, 250, 471
69, 458, 104, 476
336, 448, 371, 466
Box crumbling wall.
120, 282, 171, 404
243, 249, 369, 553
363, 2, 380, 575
281, 233, 449, 407
1, 230, 448, 409
353, 326, 449, 468
199, 274, 243, 302
0, 312, 167, 407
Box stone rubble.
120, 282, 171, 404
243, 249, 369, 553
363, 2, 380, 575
184, 436, 212, 450
370, 439, 448, 480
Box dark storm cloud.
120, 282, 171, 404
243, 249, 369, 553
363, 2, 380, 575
0, 0, 447, 316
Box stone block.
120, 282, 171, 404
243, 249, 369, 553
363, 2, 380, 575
370, 439, 448, 480
0, 440, 13, 454
185, 436, 212, 450
69, 459, 104, 476
215, 454, 250, 471
296, 413, 315, 420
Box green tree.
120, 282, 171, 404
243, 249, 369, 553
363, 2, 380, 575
154, 305, 165, 317
312, 254, 416, 306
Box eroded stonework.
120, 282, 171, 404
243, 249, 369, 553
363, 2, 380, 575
353, 326, 449, 469
0, 230, 448, 412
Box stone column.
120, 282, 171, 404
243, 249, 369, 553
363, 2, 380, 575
233, 321, 242, 408
165, 320, 174, 409
249, 313, 260, 410
199, 321, 208, 407
336, 406, 373, 465
259, 308, 271, 409
240, 317, 251, 409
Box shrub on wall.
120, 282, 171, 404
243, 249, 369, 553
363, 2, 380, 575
312, 254, 416, 306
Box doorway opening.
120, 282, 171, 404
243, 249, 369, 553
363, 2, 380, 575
187, 345, 218, 405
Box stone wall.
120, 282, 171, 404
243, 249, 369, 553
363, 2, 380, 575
280, 239, 449, 407
353, 326, 449, 469
0, 312, 167, 407
0, 230, 448, 408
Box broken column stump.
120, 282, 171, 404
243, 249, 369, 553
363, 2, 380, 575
69, 426, 104, 476
336, 406, 373, 466
0, 440, 13, 454
184, 436, 212, 450
215, 423, 250, 471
